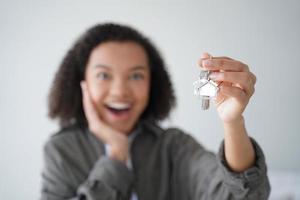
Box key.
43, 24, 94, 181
193, 70, 219, 110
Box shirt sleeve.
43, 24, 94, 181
216, 137, 271, 199
40, 138, 134, 200
77, 157, 134, 199
169, 129, 270, 200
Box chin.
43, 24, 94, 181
111, 122, 135, 135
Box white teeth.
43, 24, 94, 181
106, 102, 131, 109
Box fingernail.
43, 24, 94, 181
203, 59, 212, 67
80, 81, 86, 91
201, 52, 211, 59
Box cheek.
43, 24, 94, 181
134, 82, 150, 107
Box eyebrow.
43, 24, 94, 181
93, 64, 111, 70
130, 65, 148, 71
93, 64, 148, 71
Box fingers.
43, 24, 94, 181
80, 81, 129, 162
201, 52, 211, 59
200, 53, 233, 61
218, 85, 248, 104
197, 53, 256, 97
198, 54, 248, 72
81, 81, 100, 125
209, 71, 256, 96
80, 81, 114, 143
203, 58, 249, 72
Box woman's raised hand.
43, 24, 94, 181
199, 53, 256, 124
81, 81, 129, 163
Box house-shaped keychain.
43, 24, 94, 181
193, 71, 219, 109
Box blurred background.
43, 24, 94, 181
1, 0, 299, 199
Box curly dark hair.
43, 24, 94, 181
48, 23, 176, 128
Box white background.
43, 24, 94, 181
1, 0, 299, 199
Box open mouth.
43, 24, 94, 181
106, 105, 131, 114
105, 102, 132, 120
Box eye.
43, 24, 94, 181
130, 72, 144, 80
96, 72, 110, 80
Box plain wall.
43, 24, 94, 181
1, 0, 299, 199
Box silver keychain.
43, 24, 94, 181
193, 70, 219, 110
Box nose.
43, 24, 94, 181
109, 78, 130, 99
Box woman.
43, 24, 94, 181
41, 23, 270, 199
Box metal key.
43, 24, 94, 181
193, 70, 219, 110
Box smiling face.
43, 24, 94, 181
85, 41, 150, 134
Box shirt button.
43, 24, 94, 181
244, 168, 259, 180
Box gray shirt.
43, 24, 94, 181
41, 120, 270, 200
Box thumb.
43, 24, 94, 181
198, 52, 213, 69
201, 52, 212, 59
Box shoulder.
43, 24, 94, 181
43, 124, 88, 159
42, 125, 95, 190
47, 124, 84, 144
